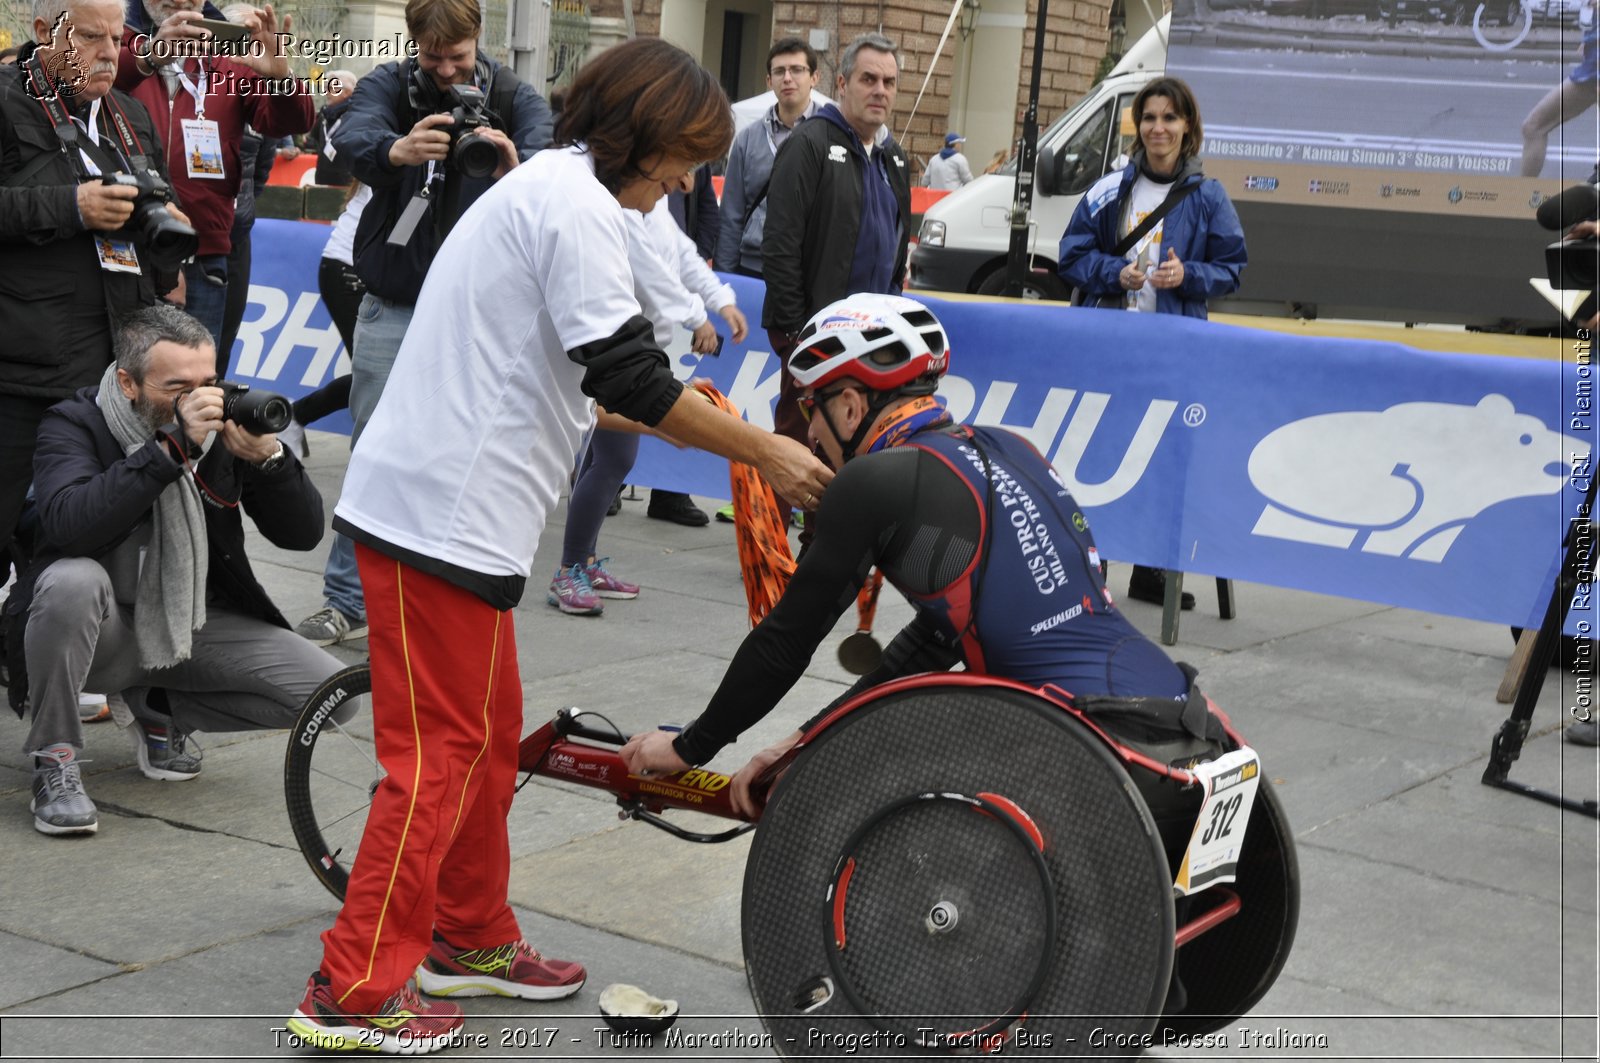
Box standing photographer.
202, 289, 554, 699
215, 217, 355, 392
0, 0, 185, 587
116, 0, 314, 348
9, 305, 341, 837
292, 0, 552, 648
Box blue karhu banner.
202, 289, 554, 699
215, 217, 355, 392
240, 219, 1593, 631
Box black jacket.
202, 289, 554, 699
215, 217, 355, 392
760, 108, 912, 333
0, 52, 172, 399
333, 56, 553, 304
9, 387, 325, 649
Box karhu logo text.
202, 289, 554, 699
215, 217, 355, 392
1247, 394, 1585, 562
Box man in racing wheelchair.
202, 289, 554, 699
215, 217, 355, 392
620, 293, 1199, 811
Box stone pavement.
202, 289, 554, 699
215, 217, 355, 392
0, 429, 1594, 1062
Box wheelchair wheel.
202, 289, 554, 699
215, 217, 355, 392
1156, 779, 1299, 1039
284, 664, 376, 901
743, 683, 1174, 1057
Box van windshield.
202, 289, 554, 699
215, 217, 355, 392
991, 87, 1115, 177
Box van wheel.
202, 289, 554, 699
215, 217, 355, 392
976, 268, 1070, 301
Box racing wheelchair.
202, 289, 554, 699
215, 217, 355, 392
285, 665, 1298, 1056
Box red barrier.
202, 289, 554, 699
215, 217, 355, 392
267, 153, 317, 187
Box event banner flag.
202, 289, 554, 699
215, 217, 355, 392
241, 220, 1592, 631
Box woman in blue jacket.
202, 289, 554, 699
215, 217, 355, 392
1057, 76, 1245, 606
1057, 76, 1245, 320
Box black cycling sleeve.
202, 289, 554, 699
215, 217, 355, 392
800, 610, 964, 733
566, 314, 684, 427
672, 459, 907, 765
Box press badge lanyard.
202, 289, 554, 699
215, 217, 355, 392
174, 58, 207, 118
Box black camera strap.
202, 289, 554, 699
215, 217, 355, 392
19, 51, 148, 182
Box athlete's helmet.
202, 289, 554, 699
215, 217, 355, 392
786, 294, 949, 395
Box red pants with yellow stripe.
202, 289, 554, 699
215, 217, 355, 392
318, 545, 524, 1013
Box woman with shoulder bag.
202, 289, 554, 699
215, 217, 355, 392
1056, 76, 1246, 607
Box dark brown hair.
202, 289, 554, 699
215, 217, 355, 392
554, 38, 733, 194
767, 36, 817, 74
405, 0, 481, 49
1132, 76, 1203, 160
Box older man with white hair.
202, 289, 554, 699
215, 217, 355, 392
0, 0, 184, 592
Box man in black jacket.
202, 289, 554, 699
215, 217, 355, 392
760, 32, 911, 521
293, 0, 553, 649
0, 0, 182, 585
13, 305, 342, 836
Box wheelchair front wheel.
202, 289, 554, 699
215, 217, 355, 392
284, 664, 377, 901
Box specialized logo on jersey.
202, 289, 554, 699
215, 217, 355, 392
1247, 394, 1584, 562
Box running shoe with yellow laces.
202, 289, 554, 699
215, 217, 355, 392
286, 972, 464, 1055
416, 934, 586, 1000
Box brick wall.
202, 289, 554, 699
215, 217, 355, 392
767, 0, 1110, 170
588, 0, 1112, 169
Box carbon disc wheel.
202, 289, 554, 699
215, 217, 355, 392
743, 683, 1174, 1057
283, 663, 377, 900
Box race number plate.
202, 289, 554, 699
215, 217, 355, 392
1173, 747, 1262, 896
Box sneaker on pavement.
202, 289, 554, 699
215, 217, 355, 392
78, 692, 110, 723
548, 564, 602, 616
31, 748, 97, 835
714, 504, 735, 523
295, 606, 369, 647
417, 936, 586, 1000
583, 557, 639, 599
126, 717, 203, 781
286, 972, 464, 1055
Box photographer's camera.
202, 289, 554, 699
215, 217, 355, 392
219, 381, 292, 435
101, 171, 198, 270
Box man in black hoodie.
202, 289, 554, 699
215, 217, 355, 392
759, 33, 911, 524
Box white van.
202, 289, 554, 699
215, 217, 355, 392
908, 20, 1166, 300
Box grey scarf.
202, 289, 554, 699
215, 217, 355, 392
97, 362, 208, 668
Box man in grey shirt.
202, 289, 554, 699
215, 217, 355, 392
715, 36, 820, 277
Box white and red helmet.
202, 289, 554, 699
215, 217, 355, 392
786, 294, 950, 395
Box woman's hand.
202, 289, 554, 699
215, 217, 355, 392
718, 304, 749, 343
1149, 248, 1185, 290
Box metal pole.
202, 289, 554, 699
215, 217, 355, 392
1001, 0, 1047, 296
508, 0, 552, 85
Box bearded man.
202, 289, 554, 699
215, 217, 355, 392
8, 304, 342, 837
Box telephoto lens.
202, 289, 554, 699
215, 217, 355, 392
219, 381, 293, 435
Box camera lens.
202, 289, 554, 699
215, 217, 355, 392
453, 130, 499, 179
135, 202, 199, 271
224, 388, 293, 434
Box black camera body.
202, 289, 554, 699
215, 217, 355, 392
1546, 238, 1599, 292
218, 380, 292, 435
407, 65, 500, 180
101, 171, 198, 271
1538, 181, 1600, 299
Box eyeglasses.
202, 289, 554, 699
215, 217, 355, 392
769, 64, 812, 80
796, 387, 855, 423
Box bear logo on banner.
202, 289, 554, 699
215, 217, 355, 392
1246, 394, 1586, 562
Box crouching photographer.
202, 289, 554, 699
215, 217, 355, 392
6, 305, 344, 837
0, 0, 191, 587
292, 0, 553, 649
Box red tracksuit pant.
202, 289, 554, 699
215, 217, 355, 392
319, 545, 523, 1013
